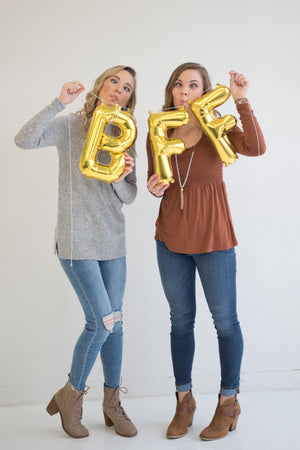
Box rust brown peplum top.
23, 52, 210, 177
146, 102, 266, 254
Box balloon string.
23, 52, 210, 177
87, 91, 135, 113
68, 115, 73, 267
161, 87, 213, 111
88, 86, 212, 113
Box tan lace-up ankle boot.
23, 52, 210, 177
103, 385, 137, 437
166, 391, 196, 439
200, 394, 241, 441
46, 379, 89, 438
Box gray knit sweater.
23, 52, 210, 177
15, 98, 137, 260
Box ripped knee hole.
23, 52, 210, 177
103, 310, 122, 332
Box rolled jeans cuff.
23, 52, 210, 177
220, 386, 240, 396
176, 382, 192, 392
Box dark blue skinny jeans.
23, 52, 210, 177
156, 240, 243, 396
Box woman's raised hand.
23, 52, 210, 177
147, 173, 170, 197
229, 71, 249, 101
59, 81, 85, 105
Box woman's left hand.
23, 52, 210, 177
113, 152, 135, 183
229, 71, 249, 101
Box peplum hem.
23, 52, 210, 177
155, 181, 238, 254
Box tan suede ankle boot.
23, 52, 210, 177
166, 391, 196, 439
199, 394, 241, 441
102, 385, 137, 437
46, 379, 89, 438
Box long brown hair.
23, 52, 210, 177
162, 62, 212, 111
77, 65, 137, 133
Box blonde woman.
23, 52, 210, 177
15, 66, 137, 438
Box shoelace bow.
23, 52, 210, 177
112, 385, 130, 420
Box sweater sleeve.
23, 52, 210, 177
112, 147, 137, 205
14, 98, 66, 149
228, 102, 266, 157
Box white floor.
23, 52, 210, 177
0, 391, 298, 450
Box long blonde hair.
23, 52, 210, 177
163, 62, 212, 111
77, 65, 137, 133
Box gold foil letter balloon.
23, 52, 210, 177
79, 104, 137, 183
148, 109, 190, 184
190, 85, 237, 166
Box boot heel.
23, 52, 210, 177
229, 415, 239, 432
103, 411, 114, 427
46, 396, 59, 416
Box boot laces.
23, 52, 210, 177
113, 401, 130, 421
112, 385, 130, 421
72, 386, 89, 425
119, 385, 128, 394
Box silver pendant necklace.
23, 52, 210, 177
175, 147, 195, 210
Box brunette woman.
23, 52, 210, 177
147, 62, 266, 441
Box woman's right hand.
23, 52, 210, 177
59, 81, 85, 105
147, 173, 170, 197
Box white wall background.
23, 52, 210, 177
1, 0, 299, 405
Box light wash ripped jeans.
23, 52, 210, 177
58, 255, 126, 391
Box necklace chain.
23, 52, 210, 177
175, 150, 194, 189
175, 147, 195, 210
